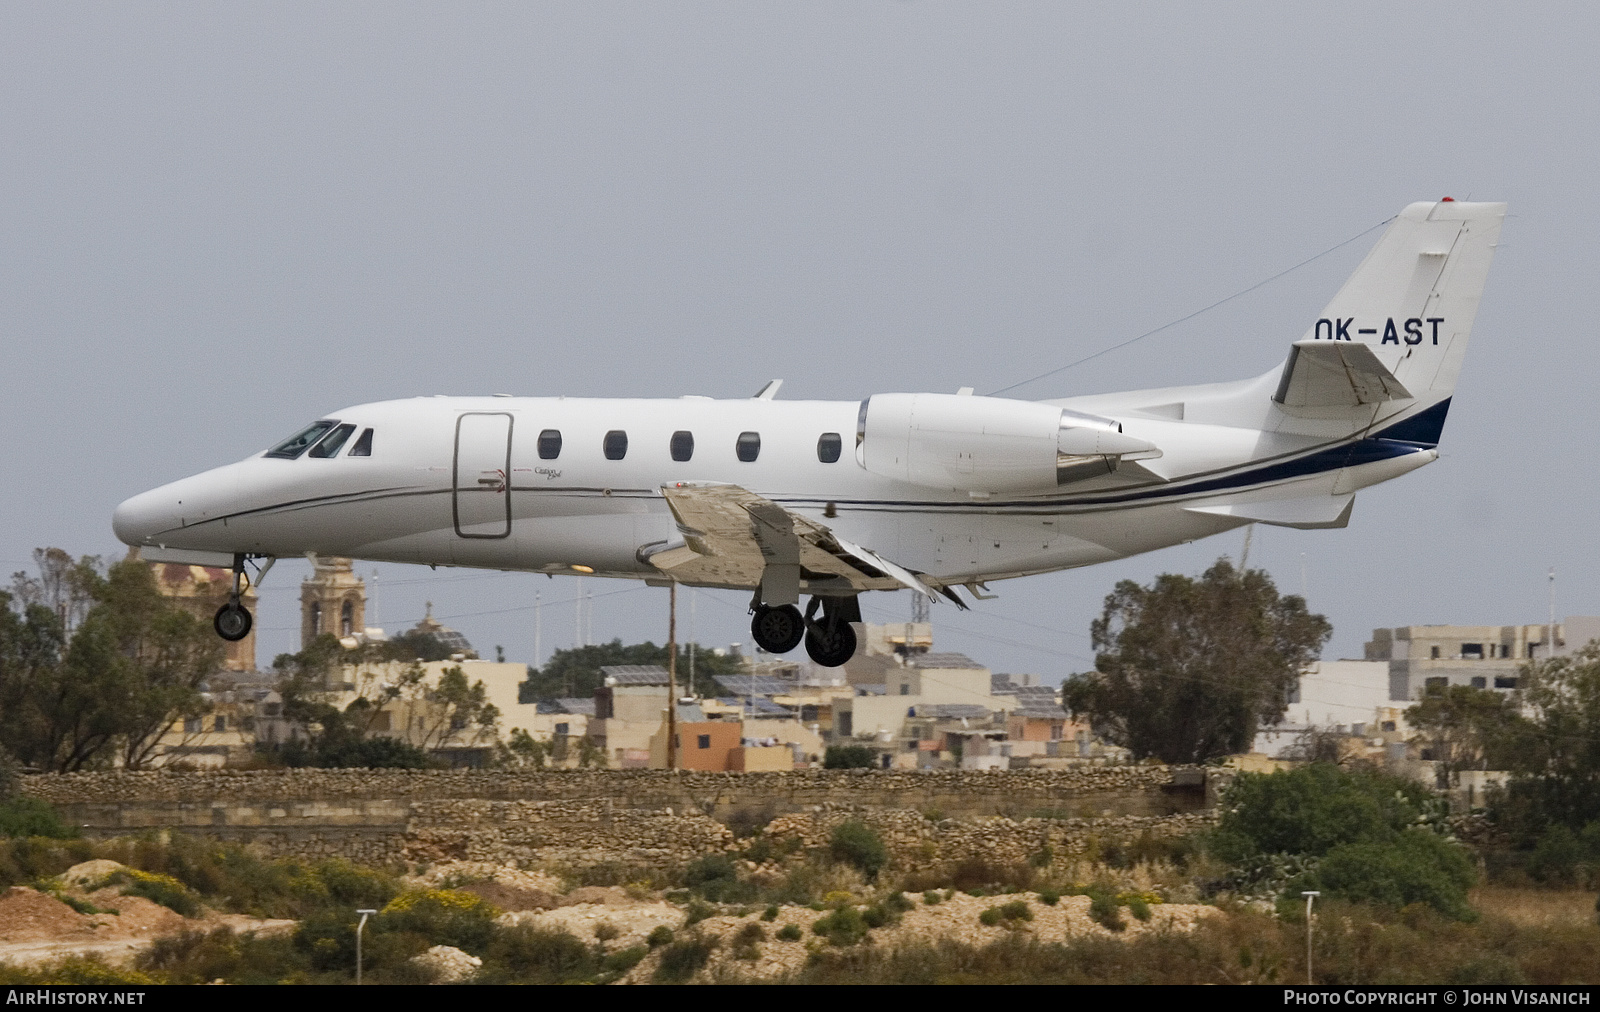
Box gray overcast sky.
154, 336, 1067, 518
2, 2, 1594, 679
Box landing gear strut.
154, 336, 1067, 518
803, 595, 860, 667
213, 553, 253, 642
750, 603, 805, 654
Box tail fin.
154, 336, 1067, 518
1302, 199, 1505, 404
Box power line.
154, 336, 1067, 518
987, 215, 1396, 397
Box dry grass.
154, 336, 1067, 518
1471, 887, 1597, 928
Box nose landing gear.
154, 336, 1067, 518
212, 553, 257, 643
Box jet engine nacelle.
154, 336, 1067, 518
856, 393, 1158, 493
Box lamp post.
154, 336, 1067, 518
355, 908, 377, 984
1301, 891, 1320, 984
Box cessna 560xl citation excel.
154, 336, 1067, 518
114, 200, 1504, 666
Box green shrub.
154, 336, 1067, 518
603, 945, 648, 974
811, 906, 870, 946
761, 904, 779, 921
1088, 891, 1125, 932
654, 934, 717, 983
0, 798, 78, 840
684, 898, 715, 926
594, 920, 620, 942
886, 891, 914, 913
1211, 763, 1437, 861
684, 853, 756, 903
1302, 830, 1478, 920
923, 890, 942, 905
116, 869, 200, 918
823, 745, 878, 769
1037, 889, 1060, 906
776, 923, 802, 942
830, 820, 888, 880
377, 889, 499, 953
647, 925, 675, 948
732, 921, 765, 961
0, 954, 158, 985
1125, 896, 1151, 921
1000, 900, 1032, 922
480, 925, 600, 984
978, 906, 1002, 926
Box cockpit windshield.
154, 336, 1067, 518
308, 423, 357, 458
265, 420, 337, 459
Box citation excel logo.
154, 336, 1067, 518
1313, 318, 1445, 345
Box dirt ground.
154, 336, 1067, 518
0, 882, 293, 969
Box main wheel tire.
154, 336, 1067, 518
804, 619, 858, 667
214, 602, 253, 642
751, 604, 805, 654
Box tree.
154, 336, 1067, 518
0, 552, 221, 771
518, 639, 746, 702
1064, 558, 1331, 764
1490, 642, 1600, 841
1404, 683, 1530, 789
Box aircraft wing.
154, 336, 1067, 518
1273, 340, 1413, 410
648, 482, 938, 598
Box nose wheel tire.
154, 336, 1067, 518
804, 620, 857, 667
214, 602, 253, 642
751, 604, 805, 654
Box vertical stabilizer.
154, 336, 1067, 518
1301, 200, 1505, 403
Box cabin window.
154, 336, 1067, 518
603, 431, 628, 460
538, 429, 562, 459
266, 420, 336, 459
670, 430, 694, 462
817, 432, 842, 463
736, 431, 761, 462
308, 423, 356, 458
348, 428, 374, 456
555, 722, 569, 736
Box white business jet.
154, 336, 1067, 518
113, 200, 1503, 666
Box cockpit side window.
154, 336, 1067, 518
266, 420, 336, 459
308, 423, 357, 458
348, 428, 374, 456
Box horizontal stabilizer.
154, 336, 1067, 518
1186, 494, 1355, 530
1274, 340, 1412, 411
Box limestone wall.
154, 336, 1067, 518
20, 766, 1213, 871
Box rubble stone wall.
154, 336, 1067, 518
23, 767, 1214, 871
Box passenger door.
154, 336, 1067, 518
453, 413, 513, 538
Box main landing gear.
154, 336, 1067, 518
213, 553, 255, 643
749, 594, 861, 667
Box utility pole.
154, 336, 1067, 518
1301, 891, 1320, 984
666, 583, 678, 771
534, 590, 542, 669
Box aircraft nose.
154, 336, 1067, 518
113, 485, 184, 546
